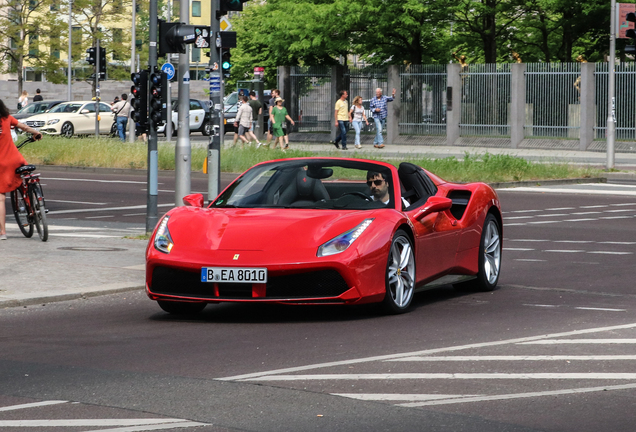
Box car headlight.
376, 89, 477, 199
317, 218, 374, 257
47, 119, 60, 125
154, 216, 174, 254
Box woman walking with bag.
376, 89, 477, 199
349, 96, 369, 149
17, 91, 28, 111
271, 97, 295, 151
0, 99, 42, 240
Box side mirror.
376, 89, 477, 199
414, 196, 453, 221
80, 109, 90, 114
183, 193, 204, 208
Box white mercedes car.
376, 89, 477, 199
25, 101, 114, 138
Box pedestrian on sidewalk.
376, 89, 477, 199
32, 89, 43, 102
234, 95, 253, 148
247, 91, 263, 147
232, 90, 246, 147
265, 89, 280, 147
0, 99, 42, 240
271, 97, 295, 151
17, 91, 28, 111
349, 96, 369, 149
111, 94, 131, 142
370, 87, 396, 149
331, 90, 349, 150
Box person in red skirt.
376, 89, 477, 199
0, 99, 42, 240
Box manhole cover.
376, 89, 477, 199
57, 247, 128, 252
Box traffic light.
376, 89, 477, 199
131, 71, 148, 133
159, 20, 210, 56
217, 0, 248, 19
86, 47, 96, 65
626, 13, 636, 55
221, 49, 232, 78
149, 68, 168, 128
99, 47, 106, 74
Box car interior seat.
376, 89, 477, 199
398, 163, 430, 209
278, 169, 330, 207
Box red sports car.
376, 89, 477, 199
146, 157, 502, 314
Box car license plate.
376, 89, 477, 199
201, 267, 267, 283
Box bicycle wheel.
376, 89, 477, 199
30, 184, 48, 242
10, 188, 34, 238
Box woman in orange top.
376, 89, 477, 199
0, 99, 42, 240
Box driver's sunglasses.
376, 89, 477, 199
367, 179, 384, 187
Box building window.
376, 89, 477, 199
29, 0, 37, 11
29, 32, 39, 56
50, 0, 59, 11
192, 1, 201, 17
191, 47, 201, 62
72, 26, 82, 48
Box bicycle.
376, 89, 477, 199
10, 134, 48, 241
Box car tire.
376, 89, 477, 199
454, 212, 502, 292
164, 123, 177, 138
382, 229, 416, 314
202, 121, 211, 136
157, 300, 206, 315
61, 121, 74, 138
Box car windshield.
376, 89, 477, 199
49, 103, 83, 114
17, 105, 36, 114
213, 159, 394, 210
224, 93, 238, 106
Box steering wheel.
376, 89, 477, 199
340, 191, 372, 202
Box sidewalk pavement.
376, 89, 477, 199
0, 223, 147, 309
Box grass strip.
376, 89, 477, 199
18, 136, 601, 183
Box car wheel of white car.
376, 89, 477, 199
202, 121, 211, 136
164, 123, 177, 138
61, 122, 74, 138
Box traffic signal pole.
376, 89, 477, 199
95, 38, 100, 138
175, 0, 192, 207
208, 0, 222, 202
146, 0, 159, 232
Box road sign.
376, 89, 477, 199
220, 16, 232, 32
161, 62, 175, 80
618, 3, 636, 38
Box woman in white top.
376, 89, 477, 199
18, 91, 28, 110
349, 96, 369, 149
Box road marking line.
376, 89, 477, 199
587, 251, 633, 255
610, 203, 636, 206
504, 187, 636, 196
545, 207, 575, 210
585, 183, 636, 188
600, 216, 632, 220
574, 307, 627, 312
503, 248, 534, 251
543, 250, 585, 253
570, 211, 602, 215
244, 373, 636, 381
0, 419, 187, 427
217, 322, 636, 381
390, 355, 636, 361
0, 400, 67, 412
86, 421, 209, 432
580, 205, 607, 208
505, 216, 534, 220
553, 240, 593, 243
49, 203, 173, 215
522, 304, 558, 307
507, 239, 549, 242
537, 213, 568, 217
509, 209, 542, 213
124, 213, 146, 216
563, 218, 597, 222
86, 215, 115, 219
514, 259, 547, 262
503, 223, 526, 226
332, 394, 480, 401
599, 241, 636, 245
604, 209, 634, 212
398, 383, 636, 407
46, 199, 107, 205
528, 221, 562, 224
45, 177, 151, 184
520, 339, 636, 344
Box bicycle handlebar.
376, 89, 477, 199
16, 134, 37, 150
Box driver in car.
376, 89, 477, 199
367, 171, 390, 205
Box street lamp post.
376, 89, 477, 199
67, 0, 72, 101
607, 0, 617, 170
128, 0, 136, 143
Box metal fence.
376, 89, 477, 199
595, 62, 636, 141
290, 65, 332, 132
349, 66, 388, 133
524, 63, 582, 139
459, 64, 511, 137
399, 64, 446, 136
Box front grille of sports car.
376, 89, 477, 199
26, 120, 45, 128
150, 267, 350, 299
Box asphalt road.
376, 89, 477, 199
2, 173, 636, 431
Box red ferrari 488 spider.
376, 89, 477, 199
146, 157, 502, 314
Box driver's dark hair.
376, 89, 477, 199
0, 99, 10, 119
366, 170, 389, 184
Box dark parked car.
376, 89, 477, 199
14, 101, 64, 121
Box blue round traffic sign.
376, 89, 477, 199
161, 63, 175, 80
